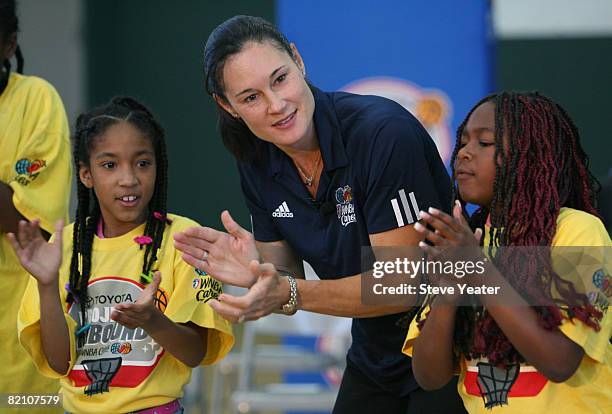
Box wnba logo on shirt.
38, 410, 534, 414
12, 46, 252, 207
193, 274, 223, 303
335, 185, 356, 227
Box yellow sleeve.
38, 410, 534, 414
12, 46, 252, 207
553, 209, 612, 363
17, 273, 79, 378
162, 219, 234, 366
8, 77, 72, 234
402, 306, 429, 357
561, 311, 611, 364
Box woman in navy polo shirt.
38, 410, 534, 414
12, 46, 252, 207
174, 15, 465, 414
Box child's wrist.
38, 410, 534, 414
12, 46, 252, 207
433, 293, 460, 308
37, 276, 60, 290
142, 306, 165, 334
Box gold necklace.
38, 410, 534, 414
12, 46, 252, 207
295, 152, 322, 187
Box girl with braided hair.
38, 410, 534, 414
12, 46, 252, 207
405, 92, 611, 413
9, 97, 233, 413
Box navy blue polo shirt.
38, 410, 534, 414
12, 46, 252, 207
237, 87, 451, 395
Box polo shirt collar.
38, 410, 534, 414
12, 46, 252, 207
312, 86, 349, 172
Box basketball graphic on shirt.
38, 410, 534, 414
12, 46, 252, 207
27, 159, 46, 173
82, 357, 122, 396
464, 359, 548, 408
154, 287, 168, 312
68, 277, 165, 393
475, 362, 519, 408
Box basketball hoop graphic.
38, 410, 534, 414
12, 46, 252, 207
82, 357, 123, 395
475, 362, 519, 408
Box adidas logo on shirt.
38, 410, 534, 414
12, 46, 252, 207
272, 201, 294, 218
390, 189, 421, 227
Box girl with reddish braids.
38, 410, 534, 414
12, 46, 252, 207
404, 91, 611, 413
9, 97, 233, 413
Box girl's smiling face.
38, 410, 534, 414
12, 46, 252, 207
79, 121, 156, 237
455, 101, 498, 208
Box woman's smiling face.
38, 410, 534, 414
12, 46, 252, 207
216, 41, 316, 150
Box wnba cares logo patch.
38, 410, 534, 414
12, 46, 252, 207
13, 158, 47, 186
192, 269, 222, 303
110, 342, 132, 355
335, 185, 356, 227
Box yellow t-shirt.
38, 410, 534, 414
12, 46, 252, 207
404, 208, 612, 413
18, 214, 234, 414
0, 72, 71, 403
